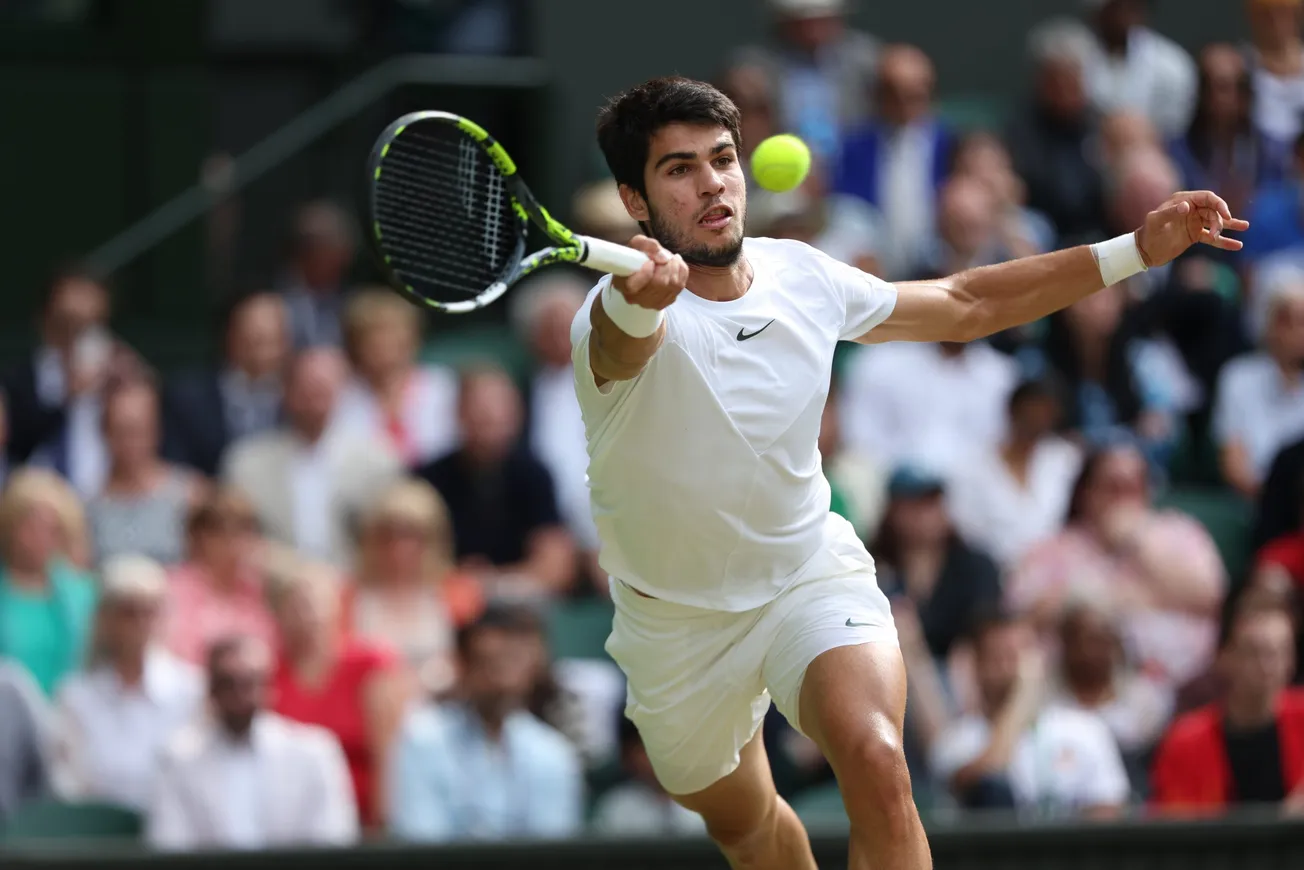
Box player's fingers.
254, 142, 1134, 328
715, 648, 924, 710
621, 260, 655, 294
627, 234, 671, 264
1199, 228, 1244, 250
1226, 217, 1251, 232
1187, 190, 1234, 221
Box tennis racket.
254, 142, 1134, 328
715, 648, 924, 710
366, 111, 649, 314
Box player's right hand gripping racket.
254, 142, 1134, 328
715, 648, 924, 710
367, 111, 650, 314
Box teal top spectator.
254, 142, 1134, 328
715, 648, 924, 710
0, 560, 96, 696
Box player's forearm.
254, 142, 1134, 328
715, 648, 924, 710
589, 294, 666, 382
950, 245, 1105, 341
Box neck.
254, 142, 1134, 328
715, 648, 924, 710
1078, 335, 1109, 381
684, 255, 753, 303
1069, 674, 1114, 707
109, 462, 158, 492
5, 564, 49, 589
295, 424, 326, 446
114, 655, 146, 687
1101, 28, 1130, 55
289, 636, 333, 676
1276, 356, 1301, 383
234, 364, 276, 384
474, 706, 508, 741
899, 546, 944, 599
1259, 38, 1303, 73
1224, 691, 1278, 731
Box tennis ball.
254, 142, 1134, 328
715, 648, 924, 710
750, 134, 812, 193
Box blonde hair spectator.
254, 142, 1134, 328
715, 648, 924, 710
344, 478, 483, 693
0, 468, 90, 569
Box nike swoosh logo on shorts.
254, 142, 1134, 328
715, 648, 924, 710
845, 618, 872, 627
736, 319, 775, 341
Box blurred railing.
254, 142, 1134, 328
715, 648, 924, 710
85, 53, 548, 276
3, 816, 1304, 870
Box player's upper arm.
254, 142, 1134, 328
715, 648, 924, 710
813, 248, 899, 342
855, 278, 984, 345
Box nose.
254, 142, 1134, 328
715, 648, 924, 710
700, 164, 726, 198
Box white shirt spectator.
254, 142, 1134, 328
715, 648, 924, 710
879, 123, 938, 279
31, 346, 107, 499
947, 437, 1082, 567
840, 342, 1019, 482
147, 712, 357, 851
931, 705, 1130, 815
389, 703, 583, 843
529, 365, 599, 551
1083, 25, 1197, 138
288, 440, 333, 562
1212, 352, 1304, 484
1253, 63, 1304, 148
1052, 675, 1174, 755
591, 782, 706, 837
333, 366, 460, 467
54, 649, 203, 810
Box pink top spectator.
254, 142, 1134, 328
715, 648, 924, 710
161, 563, 278, 665
1009, 514, 1224, 687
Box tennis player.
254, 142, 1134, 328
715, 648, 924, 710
574, 76, 1245, 870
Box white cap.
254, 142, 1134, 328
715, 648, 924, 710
100, 554, 168, 602
770, 0, 847, 19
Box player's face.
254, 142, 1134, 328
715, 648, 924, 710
632, 123, 747, 268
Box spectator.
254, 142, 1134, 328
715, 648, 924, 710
223, 348, 401, 566
343, 478, 483, 695
1077, 0, 1197, 138
1213, 272, 1304, 498
52, 555, 202, 810
0, 469, 97, 696
950, 131, 1056, 258
512, 274, 602, 585
416, 367, 576, 597
267, 555, 408, 832
1007, 21, 1107, 245
334, 289, 459, 467
948, 379, 1083, 569
1104, 149, 1184, 299
161, 487, 277, 665
0, 658, 47, 824
148, 635, 358, 850
163, 292, 289, 477
1010, 443, 1226, 691
571, 179, 641, 247
516, 603, 596, 764
835, 44, 953, 278
731, 0, 879, 161
819, 382, 887, 543
591, 715, 706, 837
2, 265, 142, 498
389, 604, 584, 842
1097, 111, 1164, 178
1151, 602, 1304, 813
839, 339, 1018, 482
278, 200, 358, 350
1170, 44, 1281, 221
912, 175, 1011, 279
1244, 133, 1304, 261
1247, 0, 1304, 156
1052, 597, 1174, 778
88, 379, 204, 567
931, 613, 1129, 816
873, 465, 1003, 663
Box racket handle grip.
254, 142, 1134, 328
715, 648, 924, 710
579, 236, 650, 277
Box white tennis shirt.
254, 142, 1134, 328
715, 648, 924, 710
571, 237, 898, 611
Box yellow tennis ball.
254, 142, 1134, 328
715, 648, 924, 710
750, 134, 812, 193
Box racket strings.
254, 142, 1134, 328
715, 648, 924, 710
373, 127, 522, 300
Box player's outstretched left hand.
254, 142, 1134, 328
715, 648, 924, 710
1135, 191, 1250, 268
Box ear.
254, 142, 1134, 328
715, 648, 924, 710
618, 184, 650, 223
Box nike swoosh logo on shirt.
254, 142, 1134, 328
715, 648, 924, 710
845, 618, 872, 628
736, 319, 775, 341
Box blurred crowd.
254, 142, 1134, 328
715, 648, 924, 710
3, 0, 1304, 853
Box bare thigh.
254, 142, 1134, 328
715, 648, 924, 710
672, 727, 778, 836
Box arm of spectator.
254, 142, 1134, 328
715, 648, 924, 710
1218, 441, 1259, 500
362, 665, 410, 830
147, 752, 197, 851
492, 460, 577, 596
49, 687, 87, 799
947, 650, 1045, 795
531, 736, 585, 839
387, 711, 457, 842
11, 681, 50, 803
308, 729, 360, 845
1210, 362, 1260, 499
892, 598, 954, 755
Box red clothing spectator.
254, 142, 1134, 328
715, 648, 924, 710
273, 638, 399, 829
162, 563, 278, 665
1151, 688, 1304, 811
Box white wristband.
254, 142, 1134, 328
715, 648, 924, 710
1091, 232, 1148, 287
601, 279, 664, 338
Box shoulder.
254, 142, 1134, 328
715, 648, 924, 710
160, 719, 212, 766
266, 712, 341, 756
1157, 704, 1221, 753
342, 638, 399, 676
225, 431, 285, 465
1041, 705, 1114, 743
569, 278, 607, 347
1218, 352, 1272, 388
51, 564, 98, 609
1280, 687, 1304, 721
415, 451, 458, 485
1144, 28, 1196, 69
400, 704, 457, 749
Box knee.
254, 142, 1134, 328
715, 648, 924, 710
701, 794, 779, 856
833, 730, 914, 817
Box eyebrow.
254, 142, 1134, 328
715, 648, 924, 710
653, 141, 735, 170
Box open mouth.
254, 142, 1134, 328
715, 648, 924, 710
698, 205, 734, 229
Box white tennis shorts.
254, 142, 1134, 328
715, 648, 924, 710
604, 520, 898, 796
